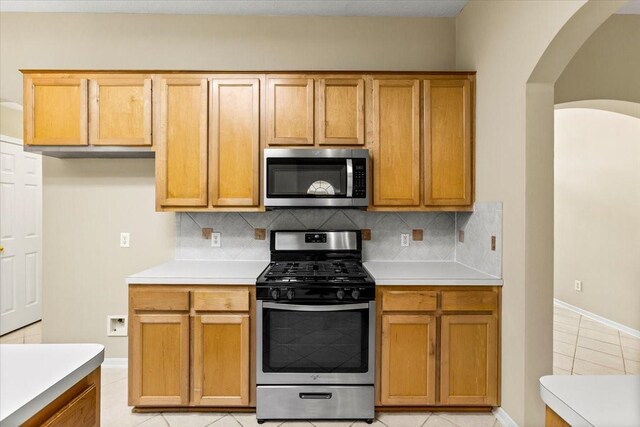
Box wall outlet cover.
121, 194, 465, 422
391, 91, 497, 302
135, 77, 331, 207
202, 228, 213, 239
574, 280, 583, 292
401, 234, 410, 247
211, 232, 221, 247
107, 315, 128, 337
361, 229, 372, 241
412, 229, 423, 241
119, 232, 130, 248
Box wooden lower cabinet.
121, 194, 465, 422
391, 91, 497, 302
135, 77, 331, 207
193, 313, 250, 406
377, 286, 500, 408
380, 314, 436, 405
129, 313, 190, 406
23, 368, 101, 427
128, 285, 254, 409
440, 314, 498, 405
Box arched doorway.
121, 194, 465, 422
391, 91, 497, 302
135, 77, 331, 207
456, 1, 627, 424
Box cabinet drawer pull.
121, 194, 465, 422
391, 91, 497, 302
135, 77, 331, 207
299, 392, 332, 400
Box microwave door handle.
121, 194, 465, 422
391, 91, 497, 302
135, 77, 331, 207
262, 302, 369, 311
346, 159, 353, 197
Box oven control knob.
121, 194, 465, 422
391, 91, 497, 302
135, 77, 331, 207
286, 288, 295, 300
270, 288, 280, 301
351, 289, 361, 301
336, 289, 345, 300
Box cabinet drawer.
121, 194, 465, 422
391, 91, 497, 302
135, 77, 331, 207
441, 290, 497, 312
193, 289, 250, 312
130, 289, 189, 311
382, 290, 437, 312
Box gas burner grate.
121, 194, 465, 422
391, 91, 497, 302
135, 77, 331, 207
264, 261, 369, 281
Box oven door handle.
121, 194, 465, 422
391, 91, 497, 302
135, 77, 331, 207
261, 302, 369, 311
346, 158, 353, 197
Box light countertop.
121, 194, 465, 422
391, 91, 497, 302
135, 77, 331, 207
127, 260, 501, 286
540, 375, 640, 427
363, 261, 502, 285
126, 260, 269, 285
0, 344, 104, 427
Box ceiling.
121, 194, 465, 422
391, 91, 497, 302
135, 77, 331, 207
0, 0, 469, 17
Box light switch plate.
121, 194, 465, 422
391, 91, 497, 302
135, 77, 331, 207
120, 232, 130, 248
574, 280, 583, 292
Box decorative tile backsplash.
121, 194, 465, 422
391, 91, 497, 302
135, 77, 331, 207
176, 202, 502, 277
455, 202, 503, 278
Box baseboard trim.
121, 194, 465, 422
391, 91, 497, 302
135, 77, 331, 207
493, 407, 519, 427
554, 299, 640, 338
103, 358, 128, 367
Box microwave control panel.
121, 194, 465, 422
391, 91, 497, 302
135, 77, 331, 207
352, 159, 367, 198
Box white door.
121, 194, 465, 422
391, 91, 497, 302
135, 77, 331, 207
0, 135, 42, 335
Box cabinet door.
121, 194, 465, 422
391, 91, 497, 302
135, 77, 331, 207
380, 314, 436, 405
440, 314, 498, 405
371, 79, 420, 206
129, 313, 190, 406
156, 78, 208, 207
89, 78, 152, 146
193, 314, 250, 406
267, 78, 314, 145
423, 79, 472, 206
210, 79, 260, 207
317, 78, 364, 145
24, 77, 88, 146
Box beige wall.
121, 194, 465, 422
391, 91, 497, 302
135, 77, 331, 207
554, 107, 640, 330
456, 1, 622, 425
0, 13, 456, 358
0, 13, 455, 103
0, 104, 22, 138
555, 15, 640, 104
43, 157, 175, 358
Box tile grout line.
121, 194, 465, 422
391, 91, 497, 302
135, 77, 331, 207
570, 315, 582, 374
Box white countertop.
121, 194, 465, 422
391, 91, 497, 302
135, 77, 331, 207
0, 344, 104, 427
127, 260, 501, 286
126, 260, 269, 285
540, 375, 640, 427
363, 261, 502, 285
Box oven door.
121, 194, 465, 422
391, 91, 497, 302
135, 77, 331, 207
257, 301, 375, 385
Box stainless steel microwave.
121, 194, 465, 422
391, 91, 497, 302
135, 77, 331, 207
264, 148, 369, 208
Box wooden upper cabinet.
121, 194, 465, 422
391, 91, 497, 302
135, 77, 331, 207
267, 78, 314, 145
380, 313, 436, 405
440, 314, 498, 406
24, 77, 88, 146
317, 78, 364, 145
192, 313, 250, 406
89, 77, 151, 146
156, 77, 209, 207
424, 79, 473, 206
129, 313, 190, 406
371, 79, 421, 206
210, 78, 260, 207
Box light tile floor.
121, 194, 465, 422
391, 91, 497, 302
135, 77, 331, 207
553, 305, 640, 375
4, 303, 640, 427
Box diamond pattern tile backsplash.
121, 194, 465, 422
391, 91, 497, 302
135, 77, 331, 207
176, 202, 502, 277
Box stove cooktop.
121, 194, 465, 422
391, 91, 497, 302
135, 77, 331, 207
256, 230, 375, 302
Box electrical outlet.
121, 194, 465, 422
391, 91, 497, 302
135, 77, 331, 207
574, 280, 583, 292
120, 232, 130, 248
211, 232, 221, 247
107, 315, 128, 337
401, 234, 410, 247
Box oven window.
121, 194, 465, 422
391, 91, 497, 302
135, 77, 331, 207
263, 306, 368, 373
267, 158, 346, 197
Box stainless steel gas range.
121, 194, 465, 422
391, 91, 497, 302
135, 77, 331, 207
255, 230, 375, 424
